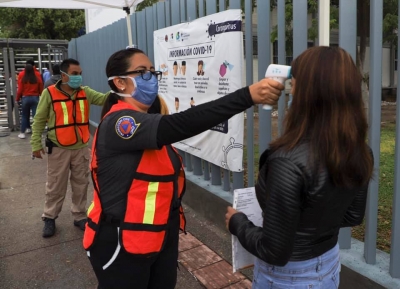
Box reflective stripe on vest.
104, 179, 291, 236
47, 86, 90, 146
144, 182, 159, 224
77, 99, 86, 123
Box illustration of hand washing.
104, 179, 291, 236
159, 64, 168, 76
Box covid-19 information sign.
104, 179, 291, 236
154, 9, 244, 172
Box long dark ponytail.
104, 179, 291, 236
101, 93, 121, 119
101, 48, 146, 118
22, 64, 38, 84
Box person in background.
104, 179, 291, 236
18, 59, 42, 84
44, 64, 61, 88
17, 60, 42, 134
16, 64, 43, 139
226, 46, 374, 289
42, 63, 51, 83
31, 58, 110, 238
83, 48, 284, 289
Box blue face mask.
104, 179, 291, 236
109, 72, 159, 106
61, 71, 82, 89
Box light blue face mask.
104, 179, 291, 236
109, 72, 159, 106
61, 70, 82, 89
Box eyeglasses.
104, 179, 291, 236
121, 70, 162, 81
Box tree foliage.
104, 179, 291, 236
0, 8, 85, 40
135, 0, 159, 12
383, 0, 398, 47
269, 0, 398, 61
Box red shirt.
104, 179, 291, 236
16, 73, 43, 101
18, 67, 42, 85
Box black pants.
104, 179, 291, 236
88, 210, 180, 289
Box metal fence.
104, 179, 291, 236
68, 0, 400, 285
1, 39, 68, 131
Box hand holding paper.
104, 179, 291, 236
225, 206, 239, 230
231, 187, 263, 272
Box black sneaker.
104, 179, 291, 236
73, 219, 87, 231
42, 218, 56, 238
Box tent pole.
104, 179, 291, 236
318, 0, 330, 46
124, 7, 133, 46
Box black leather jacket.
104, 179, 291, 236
229, 143, 371, 266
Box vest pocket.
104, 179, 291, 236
121, 230, 166, 254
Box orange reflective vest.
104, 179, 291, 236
47, 86, 90, 146
83, 101, 186, 256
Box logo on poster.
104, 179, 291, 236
180, 32, 190, 41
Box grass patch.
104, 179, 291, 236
243, 145, 260, 186
352, 124, 396, 253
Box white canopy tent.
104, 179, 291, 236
0, 0, 145, 45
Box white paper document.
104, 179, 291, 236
231, 187, 263, 272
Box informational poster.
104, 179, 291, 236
154, 9, 244, 172
231, 187, 263, 272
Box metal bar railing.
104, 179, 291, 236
390, 0, 400, 277
245, 0, 255, 187
230, 0, 244, 191
171, 0, 180, 25
257, 0, 272, 156
365, 0, 383, 265
337, 0, 357, 250
277, 0, 286, 137
145, 7, 155, 62
156, 1, 166, 29
180, 0, 186, 22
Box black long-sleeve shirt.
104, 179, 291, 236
229, 144, 371, 266
95, 87, 254, 218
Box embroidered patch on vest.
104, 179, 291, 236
115, 116, 140, 139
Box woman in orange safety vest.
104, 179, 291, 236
84, 47, 284, 289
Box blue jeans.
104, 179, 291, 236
21, 96, 39, 133
252, 243, 340, 289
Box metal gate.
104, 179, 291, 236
0, 39, 68, 132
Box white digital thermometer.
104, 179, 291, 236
263, 64, 292, 110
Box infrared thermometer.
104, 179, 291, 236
263, 64, 292, 110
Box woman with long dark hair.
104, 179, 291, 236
83, 47, 284, 289
226, 46, 374, 289
16, 64, 43, 139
